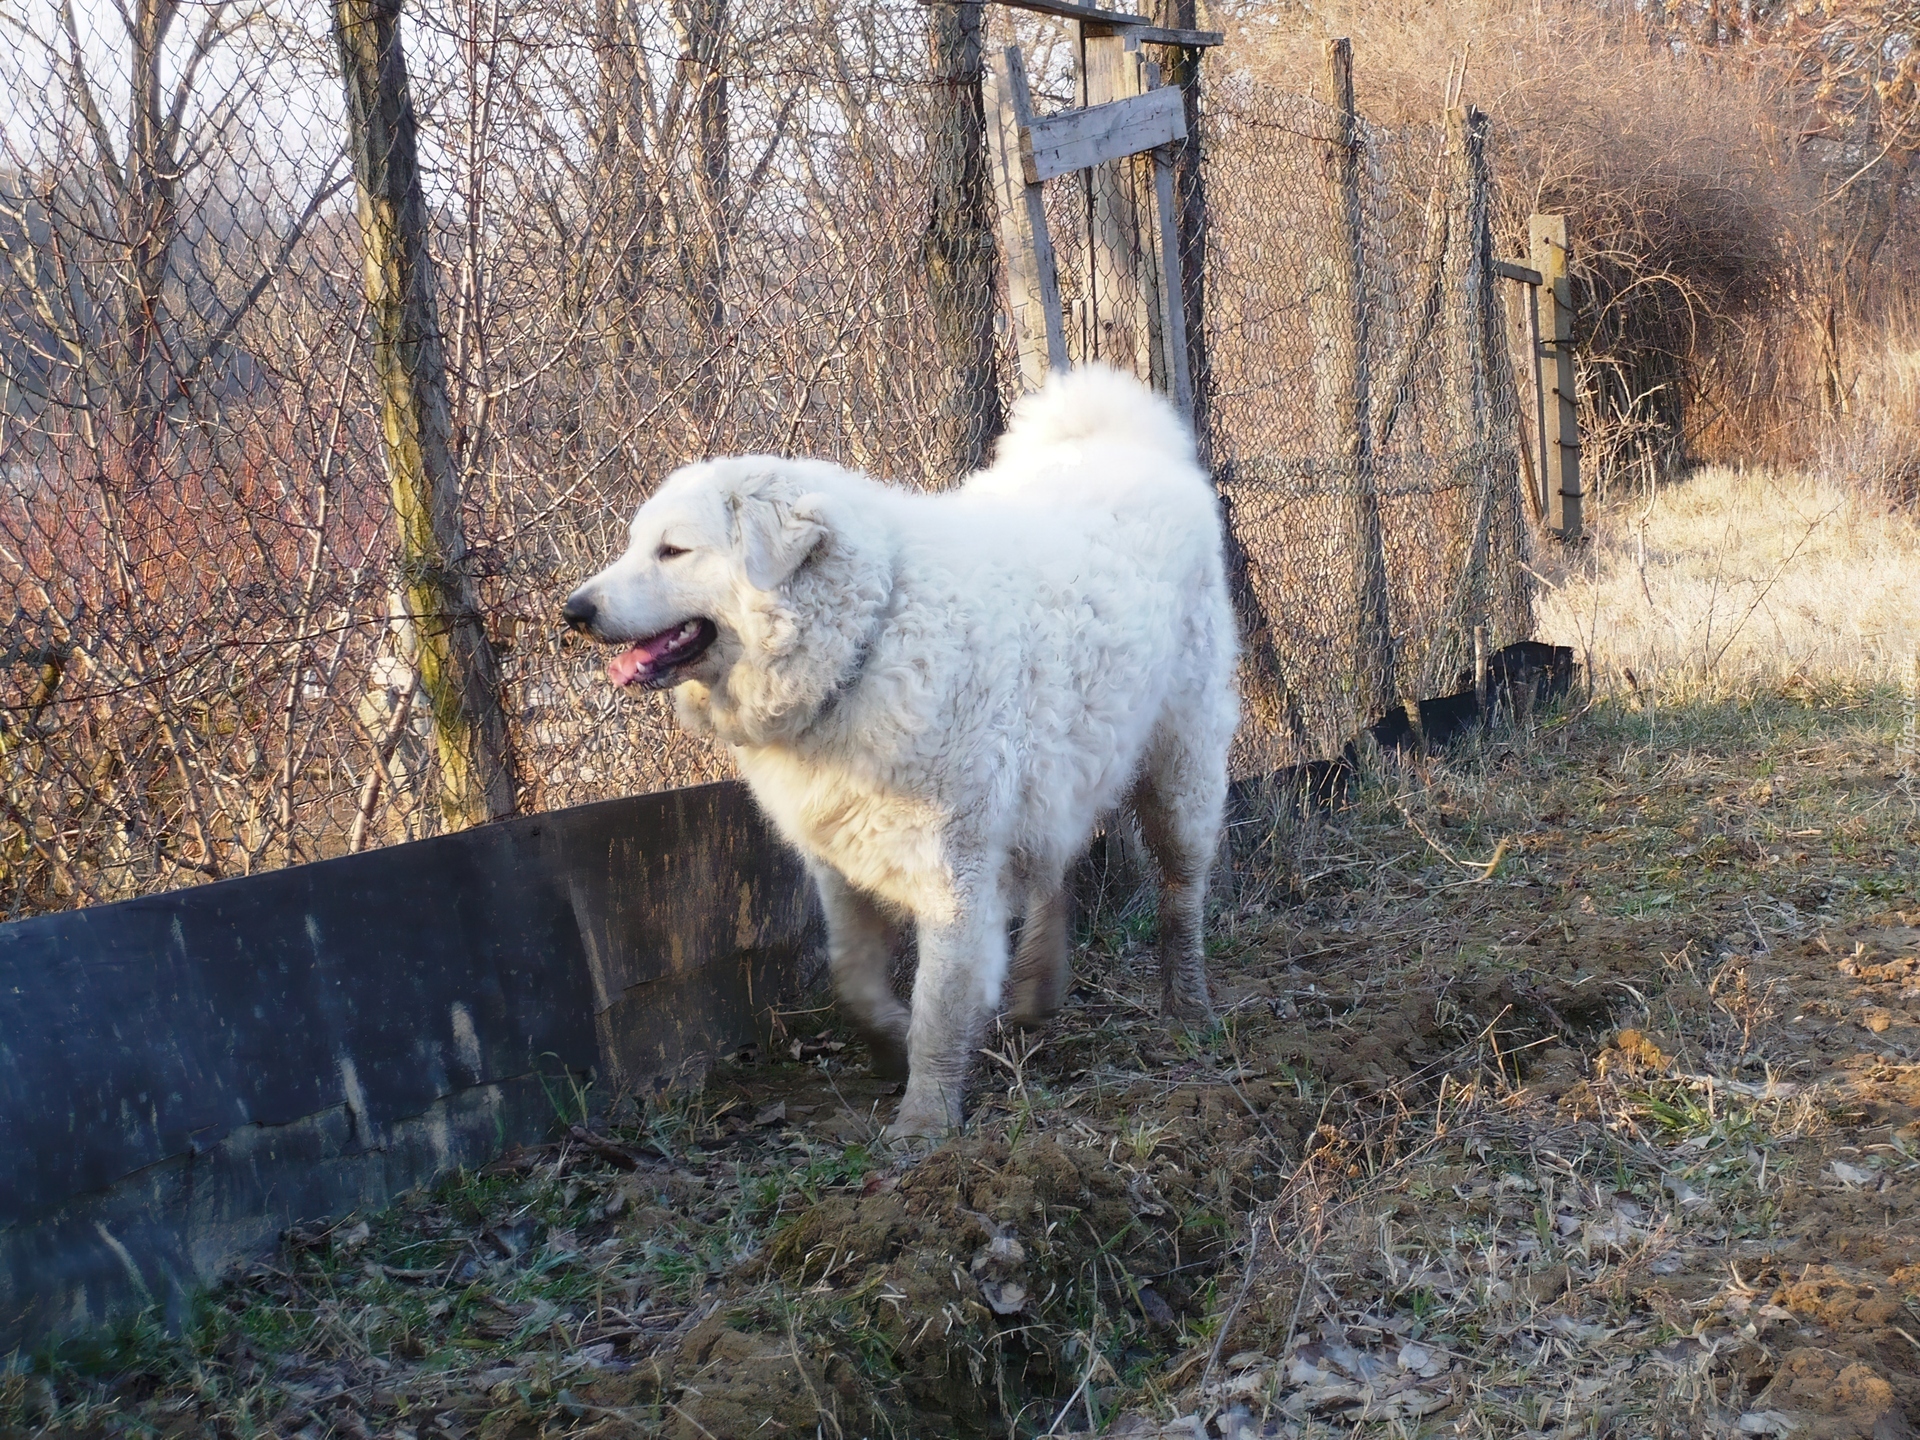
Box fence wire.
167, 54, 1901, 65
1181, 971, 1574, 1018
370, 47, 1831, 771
1, 1, 1534, 920
1199, 77, 1535, 768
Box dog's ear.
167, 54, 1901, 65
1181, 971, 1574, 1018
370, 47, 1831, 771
727, 485, 829, 592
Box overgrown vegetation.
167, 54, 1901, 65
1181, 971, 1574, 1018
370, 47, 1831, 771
6, 473, 1917, 1438
1227, 0, 1920, 491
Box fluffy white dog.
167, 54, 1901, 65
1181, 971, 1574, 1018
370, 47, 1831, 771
563, 366, 1238, 1139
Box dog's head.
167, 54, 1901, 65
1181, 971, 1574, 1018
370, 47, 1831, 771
564, 457, 885, 738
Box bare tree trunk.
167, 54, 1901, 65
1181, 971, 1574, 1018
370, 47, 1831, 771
118, 0, 183, 486
334, 0, 517, 830
925, 0, 1003, 478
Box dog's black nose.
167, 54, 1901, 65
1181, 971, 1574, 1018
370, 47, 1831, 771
561, 593, 597, 632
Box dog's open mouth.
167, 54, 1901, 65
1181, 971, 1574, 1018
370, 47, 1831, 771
606, 618, 717, 689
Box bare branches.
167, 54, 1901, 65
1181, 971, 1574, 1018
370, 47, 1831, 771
2, 0, 1543, 918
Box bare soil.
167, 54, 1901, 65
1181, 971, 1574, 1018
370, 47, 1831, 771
6, 685, 1918, 1439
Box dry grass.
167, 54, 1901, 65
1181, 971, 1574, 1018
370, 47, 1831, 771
1538, 465, 1920, 702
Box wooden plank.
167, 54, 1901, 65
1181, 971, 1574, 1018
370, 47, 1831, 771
984, 0, 1225, 44
1530, 213, 1582, 540
1493, 258, 1543, 286
984, 46, 1068, 387
1021, 85, 1186, 183
1084, 34, 1157, 384
1090, 20, 1227, 46
1151, 141, 1194, 417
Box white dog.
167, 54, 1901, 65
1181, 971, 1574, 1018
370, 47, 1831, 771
563, 367, 1238, 1139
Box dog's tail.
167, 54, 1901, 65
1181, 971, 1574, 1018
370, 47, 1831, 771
997, 364, 1196, 467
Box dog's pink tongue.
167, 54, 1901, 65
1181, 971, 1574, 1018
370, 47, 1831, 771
607, 640, 666, 688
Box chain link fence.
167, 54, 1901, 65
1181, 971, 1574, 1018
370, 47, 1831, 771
1, 1, 1534, 920
1200, 77, 1535, 769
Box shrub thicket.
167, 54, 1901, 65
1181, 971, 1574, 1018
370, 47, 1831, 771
1219, 0, 1918, 496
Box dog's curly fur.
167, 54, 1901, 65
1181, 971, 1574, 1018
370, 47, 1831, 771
565, 367, 1238, 1138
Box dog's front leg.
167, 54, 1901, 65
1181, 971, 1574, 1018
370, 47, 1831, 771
813, 866, 911, 1079
888, 884, 1006, 1141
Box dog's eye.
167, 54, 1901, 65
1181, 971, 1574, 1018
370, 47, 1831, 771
656, 544, 688, 560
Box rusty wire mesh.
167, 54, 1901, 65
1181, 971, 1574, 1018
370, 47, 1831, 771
1199, 77, 1535, 768
1, 0, 1533, 920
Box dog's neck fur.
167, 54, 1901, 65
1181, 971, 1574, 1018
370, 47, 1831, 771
676, 531, 895, 749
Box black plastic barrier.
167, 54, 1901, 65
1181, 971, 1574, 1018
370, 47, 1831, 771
0, 781, 820, 1353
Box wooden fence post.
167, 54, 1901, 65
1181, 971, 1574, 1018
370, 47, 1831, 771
1530, 213, 1582, 541
334, 0, 517, 830
1470, 112, 1533, 643
1322, 37, 1394, 719
1456, 106, 1496, 670
1148, 1, 1214, 465
1450, 108, 1492, 464
1136, 10, 1298, 748
1083, 34, 1160, 382
983, 46, 1067, 389
1148, 144, 1193, 417
926, 0, 1003, 476
1137, 55, 1193, 417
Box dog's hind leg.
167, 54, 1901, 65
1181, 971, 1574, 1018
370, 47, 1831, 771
813, 867, 911, 1080
1005, 882, 1071, 1028
1132, 733, 1226, 1028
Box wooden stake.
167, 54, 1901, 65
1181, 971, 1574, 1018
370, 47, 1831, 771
926, 0, 1003, 474
1147, 0, 1215, 463
984, 47, 1067, 388
1530, 213, 1582, 541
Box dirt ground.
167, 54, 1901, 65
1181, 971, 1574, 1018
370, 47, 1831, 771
6, 683, 1919, 1439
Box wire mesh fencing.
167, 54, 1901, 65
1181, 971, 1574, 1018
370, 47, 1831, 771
1, 0, 1536, 920
1199, 76, 1535, 771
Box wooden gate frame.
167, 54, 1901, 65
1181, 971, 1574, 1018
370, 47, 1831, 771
1495, 213, 1583, 543
979, 0, 1221, 418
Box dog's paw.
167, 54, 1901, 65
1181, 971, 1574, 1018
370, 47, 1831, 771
878, 1125, 941, 1156
880, 1116, 945, 1152
885, 1090, 960, 1146
1161, 991, 1217, 1030
1002, 1000, 1061, 1031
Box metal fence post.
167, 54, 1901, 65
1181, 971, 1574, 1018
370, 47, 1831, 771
1322, 38, 1395, 719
